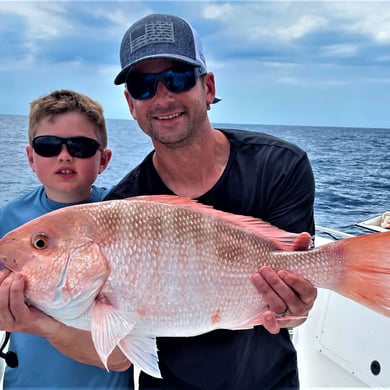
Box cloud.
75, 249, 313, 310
327, 1, 390, 44
0, 2, 70, 39
0, 1, 389, 128
321, 44, 358, 58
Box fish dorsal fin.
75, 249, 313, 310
124, 195, 311, 252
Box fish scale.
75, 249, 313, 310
0, 194, 389, 388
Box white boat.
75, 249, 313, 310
294, 222, 390, 389
356, 215, 389, 233
1, 219, 389, 389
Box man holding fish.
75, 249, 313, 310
0, 14, 317, 390
104, 14, 317, 389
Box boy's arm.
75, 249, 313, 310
47, 324, 131, 371
0, 270, 131, 371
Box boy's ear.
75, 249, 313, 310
99, 148, 112, 174
26, 145, 36, 172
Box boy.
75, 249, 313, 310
0, 89, 129, 389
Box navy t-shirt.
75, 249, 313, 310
106, 128, 315, 389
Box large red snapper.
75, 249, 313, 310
0, 195, 389, 382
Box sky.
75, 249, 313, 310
1, 0, 390, 128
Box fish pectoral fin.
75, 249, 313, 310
119, 334, 161, 379
91, 301, 138, 370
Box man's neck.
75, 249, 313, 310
152, 129, 230, 198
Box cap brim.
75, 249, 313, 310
114, 55, 207, 85
114, 68, 129, 85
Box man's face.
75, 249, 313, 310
124, 58, 215, 148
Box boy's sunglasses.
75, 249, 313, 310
32, 135, 103, 158
126, 66, 203, 100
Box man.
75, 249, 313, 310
106, 13, 317, 389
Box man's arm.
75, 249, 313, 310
254, 151, 317, 334
0, 270, 131, 371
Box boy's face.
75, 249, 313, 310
26, 111, 111, 203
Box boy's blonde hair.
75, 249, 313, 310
28, 89, 108, 147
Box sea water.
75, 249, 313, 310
0, 114, 388, 235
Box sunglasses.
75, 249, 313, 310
126, 66, 203, 100
32, 135, 103, 158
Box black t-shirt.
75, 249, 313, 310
106, 128, 315, 389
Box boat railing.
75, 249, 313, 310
315, 225, 355, 240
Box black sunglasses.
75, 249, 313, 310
32, 135, 103, 158
126, 66, 204, 100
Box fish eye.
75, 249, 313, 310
31, 233, 49, 250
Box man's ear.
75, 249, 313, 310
204, 72, 217, 108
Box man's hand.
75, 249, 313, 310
0, 269, 130, 371
252, 266, 317, 334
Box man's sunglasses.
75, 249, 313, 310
32, 135, 103, 158
126, 66, 204, 100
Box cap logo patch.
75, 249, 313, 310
130, 21, 175, 53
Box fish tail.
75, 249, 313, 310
330, 232, 390, 317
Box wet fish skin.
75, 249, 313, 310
0, 195, 389, 383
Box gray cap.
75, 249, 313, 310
114, 14, 208, 85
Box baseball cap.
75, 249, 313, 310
114, 14, 221, 103
114, 14, 207, 84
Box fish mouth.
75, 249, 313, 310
0, 256, 19, 272
0, 262, 9, 271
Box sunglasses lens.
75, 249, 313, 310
126, 67, 200, 100
32, 136, 101, 158
164, 69, 196, 93
127, 73, 156, 100
67, 137, 100, 158
32, 136, 62, 157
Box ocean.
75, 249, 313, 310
0, 114, 388, 235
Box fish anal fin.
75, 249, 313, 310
229, 313, 266, 330
91, 300, 138, 370
230, 312, 308, 330
125, 195, 311, 251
